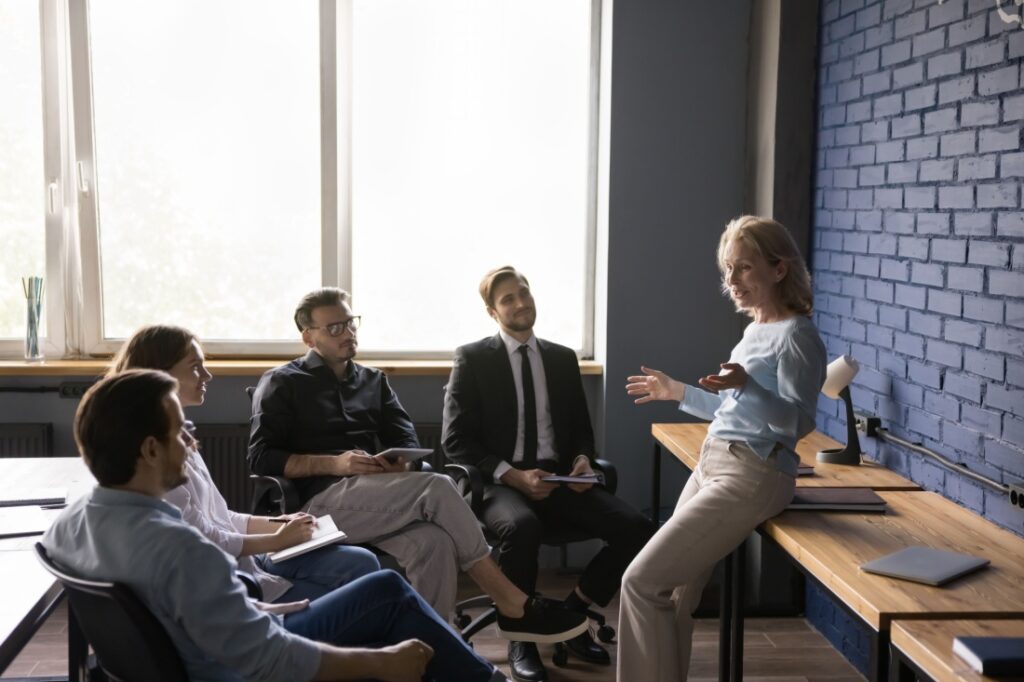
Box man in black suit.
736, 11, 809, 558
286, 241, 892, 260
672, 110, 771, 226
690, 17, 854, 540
443, 266, 656, 682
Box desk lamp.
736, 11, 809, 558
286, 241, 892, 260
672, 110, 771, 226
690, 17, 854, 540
816, 355, 863, 465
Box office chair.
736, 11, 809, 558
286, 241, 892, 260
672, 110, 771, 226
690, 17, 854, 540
445, 459, 618, 667
34, 544, 188, 682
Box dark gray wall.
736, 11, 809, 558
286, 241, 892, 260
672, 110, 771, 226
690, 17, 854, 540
601, 0, 752, 516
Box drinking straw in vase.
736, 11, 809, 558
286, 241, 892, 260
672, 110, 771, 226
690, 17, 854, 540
22, 276, 44, 360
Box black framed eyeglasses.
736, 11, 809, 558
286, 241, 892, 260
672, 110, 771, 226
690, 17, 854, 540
307, 316, 361, 336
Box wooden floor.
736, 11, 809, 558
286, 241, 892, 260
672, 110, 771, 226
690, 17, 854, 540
3, 570, 865, 681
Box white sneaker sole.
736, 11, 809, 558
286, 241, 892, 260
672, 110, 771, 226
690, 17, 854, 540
497, 619, 589, 644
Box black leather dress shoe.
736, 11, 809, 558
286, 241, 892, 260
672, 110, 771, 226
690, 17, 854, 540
508, 641, 547, 682
565, 629, 611, 665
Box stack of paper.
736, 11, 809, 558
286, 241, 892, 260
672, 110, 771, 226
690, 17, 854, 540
0, 488, 66, 508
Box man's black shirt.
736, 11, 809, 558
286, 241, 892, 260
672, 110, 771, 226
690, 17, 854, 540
248, 350, 419, 502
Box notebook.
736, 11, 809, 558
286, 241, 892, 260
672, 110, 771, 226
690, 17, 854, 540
0, 506, 64, 539
268, 516, 348, 563
786, 487, 886, 512
952, 636, 1024, 675
0, 487, 67, 508
860, 546, 990, 586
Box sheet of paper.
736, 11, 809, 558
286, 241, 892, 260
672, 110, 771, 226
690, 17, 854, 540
0, 506, 63, 538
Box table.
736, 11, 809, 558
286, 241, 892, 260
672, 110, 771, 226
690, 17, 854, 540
890, 619, 1024, 682
763, 492, 1024, 681
0, 457, 93, 680
650, 422, 921, 682
651, 422, 920, 522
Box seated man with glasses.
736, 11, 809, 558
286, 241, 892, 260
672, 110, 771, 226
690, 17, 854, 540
248, 287, 587, 645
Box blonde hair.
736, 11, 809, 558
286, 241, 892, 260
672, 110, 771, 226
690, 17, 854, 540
717, 215, 814, 316
478, 266, 530, 308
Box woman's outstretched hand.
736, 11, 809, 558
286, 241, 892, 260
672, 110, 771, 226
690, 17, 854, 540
698, 363, 748, 393
626, 366, 685, 404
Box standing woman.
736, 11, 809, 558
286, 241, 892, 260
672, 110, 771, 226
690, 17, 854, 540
620, 216, 826, 681
110, 325, 381, 603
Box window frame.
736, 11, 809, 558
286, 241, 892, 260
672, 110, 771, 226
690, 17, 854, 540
5, 0, 603, 360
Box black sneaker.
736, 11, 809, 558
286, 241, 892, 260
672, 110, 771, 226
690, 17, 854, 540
496, 597, 588, 643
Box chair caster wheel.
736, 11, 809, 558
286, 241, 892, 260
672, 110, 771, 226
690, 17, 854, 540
552, 643, 569, 667
455, 614, 471, 629
597, 624, 616, 643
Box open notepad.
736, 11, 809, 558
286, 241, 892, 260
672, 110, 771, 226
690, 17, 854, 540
268, 516, 348, 563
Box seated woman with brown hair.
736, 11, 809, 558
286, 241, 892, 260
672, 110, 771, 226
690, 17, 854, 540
110, 324, 381, 603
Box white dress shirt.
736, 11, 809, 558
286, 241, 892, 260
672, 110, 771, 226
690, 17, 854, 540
164, 448, 292, 601
492, 330, 558, 483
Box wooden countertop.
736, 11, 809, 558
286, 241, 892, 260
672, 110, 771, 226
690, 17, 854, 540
763, 491, 1024, 630
0, 359, 604, 378
652, 422, 920, 490
892, 619, 1024, 682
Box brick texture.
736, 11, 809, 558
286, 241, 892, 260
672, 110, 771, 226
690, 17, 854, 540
809, 0, 1022, 671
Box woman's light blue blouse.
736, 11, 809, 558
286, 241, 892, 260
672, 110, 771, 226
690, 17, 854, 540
679, 315, 827, 475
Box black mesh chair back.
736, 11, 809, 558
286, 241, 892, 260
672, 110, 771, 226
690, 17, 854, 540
34, 544, 188, 682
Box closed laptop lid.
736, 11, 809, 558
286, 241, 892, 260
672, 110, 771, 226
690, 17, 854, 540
860, 546, 990, 586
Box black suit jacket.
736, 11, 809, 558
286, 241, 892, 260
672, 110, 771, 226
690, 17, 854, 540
442, 334, 596, 481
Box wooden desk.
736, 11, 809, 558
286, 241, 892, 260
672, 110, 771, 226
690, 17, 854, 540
649, 424, 921, 682
0, 457, 92, 679
652, 422, 919, 493
890, 620, 1024, 682
763, 492, 1024, 680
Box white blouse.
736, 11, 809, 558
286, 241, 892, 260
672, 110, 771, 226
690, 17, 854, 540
164, 448, 291, 602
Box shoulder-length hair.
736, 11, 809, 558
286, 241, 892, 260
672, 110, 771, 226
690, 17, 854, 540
107, 325, 197, 377
717, 215, 814, 317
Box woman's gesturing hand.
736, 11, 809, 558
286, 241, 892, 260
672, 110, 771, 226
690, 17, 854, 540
698, 363, 748, 393
626, 366, 685, 404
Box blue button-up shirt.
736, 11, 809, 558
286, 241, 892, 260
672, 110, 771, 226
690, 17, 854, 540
42, 486, 321, 682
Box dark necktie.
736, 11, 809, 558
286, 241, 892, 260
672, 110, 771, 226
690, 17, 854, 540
518, 344, 538, 467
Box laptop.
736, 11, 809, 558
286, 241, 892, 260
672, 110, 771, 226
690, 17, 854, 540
860, 546, 990, 586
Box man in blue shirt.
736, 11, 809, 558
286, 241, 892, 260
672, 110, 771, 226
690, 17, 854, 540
43, 369, 505, 682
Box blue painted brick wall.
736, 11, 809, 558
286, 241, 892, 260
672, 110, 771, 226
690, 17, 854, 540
809, 0, 1022, 673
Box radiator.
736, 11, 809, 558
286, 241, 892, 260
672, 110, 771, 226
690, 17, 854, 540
0, 423, 54, 457
192, 423, 252, 513
192, 422, 445, 513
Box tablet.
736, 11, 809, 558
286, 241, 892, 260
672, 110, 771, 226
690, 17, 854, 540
376, 448, 434, 464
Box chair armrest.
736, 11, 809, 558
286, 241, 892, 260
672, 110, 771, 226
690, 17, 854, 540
236, 571, 263, 600
444, 463, 484, 516
592, 459, 618, 495
249, 475, 302, 515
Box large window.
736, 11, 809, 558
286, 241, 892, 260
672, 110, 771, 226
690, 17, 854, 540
0, 2, 46, 341
87, 0, 321, 342
350, 1, 593, 352
2, 0, 600, 358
